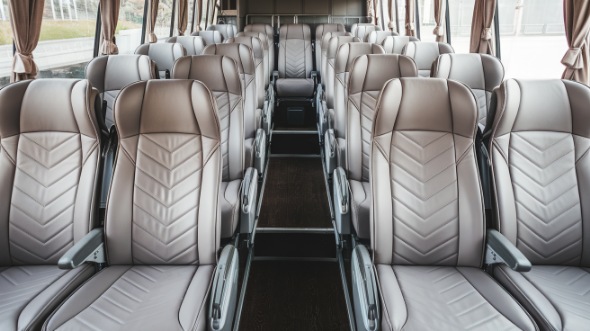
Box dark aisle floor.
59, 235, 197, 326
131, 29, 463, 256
257, 157, 332, 228
238, 261, 350, 331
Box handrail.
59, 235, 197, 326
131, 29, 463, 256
245, 14, 369, 27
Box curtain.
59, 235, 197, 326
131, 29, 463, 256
388, 0, 396, 32
100, 0, 120, 55
433, 0, 445, 42
194, 0, 202, 32
147, 0, 159, 42
366, 0, 379, 25
405, 0, 415, 36
8, 0, 44, 82
469, 0, 496, 55
562, 0, 590, 84
177, 0, 188, 35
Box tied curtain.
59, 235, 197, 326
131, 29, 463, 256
433, 0, 445, 42
177, 0, 188, 35
367, 0, 379, 25
147, 0, 159, 42
562, 0, 590, 84
100, 0, 120, 55
470, 0, 496, 54
405, 0, 416, 36
8, 0, 44, 82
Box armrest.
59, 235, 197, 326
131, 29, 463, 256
254, 129, 267, 176
351, 244, 380, 331
271, 70, 279, 85
58, 228, 105, 269
485, 229, 532, 272
240, 167, 259, 234
333, 167, 350, 235
311, 71, 318, 86
209, 245, 239, 331
262, 100, 272, 135
323, 129, 337, 175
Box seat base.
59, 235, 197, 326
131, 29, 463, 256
276, 78, 315, 98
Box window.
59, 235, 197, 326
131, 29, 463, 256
34, 0, 99, 79
0, 0, 13, 87
448, 0, 474, 53
417, 0, 437, 41
498, 0, 567, 79
117, 0, 144, 53
154, 0, 173, 40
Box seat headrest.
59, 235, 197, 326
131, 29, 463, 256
244, 24, 274, 37
86, 54, 155, 92
237, 31, 270, 50
279, 24, 311, 40
381, 36, 420, 54
225, 36, 264, 62
321, 31, 350, 51
315, 23, 346, 40
134, 43, 186, 73
432, 53, 504, 92
367, 31, 399, 44
327, 36, 361, 59
348, 55, 418, 94
202, 43, 256, 75
166, 36, 206, 55
207, 24, 238, 39
191, 30, 224, 44
335, 43, 385, 74
403, 41, 454, 71
172, 55, 242, 96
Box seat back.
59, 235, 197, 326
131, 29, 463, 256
367, 31, 398, 44
488, 79, 590, 266
371, 77, 482, 266
432, 53, 504, 129
325, 36, 361, 110
0, 79, 101, 265
225, 36, 265, 109
320, 31, 349, 86
106, 79, 221, 266
203, 43, 259, 143
134, 43, 186, 78
173, 55, 245, 183
351, 23, 381, 41
333, 43, 385, 139
315, 23, 346, 71
207, 24, 238, 39
166, 36, 206, 55
191, 30, 224, 45
86, 55, 156, 128
381, 36, 420, 54
345, 55, 418, 181
244, 24, 275, 70
278, 24, 313, 79
403, 41, 454, 77
238, 31, 271, 88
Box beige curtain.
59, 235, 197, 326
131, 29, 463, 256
405, 0, 416, 36
177, 0, 188, 36
100, 0, 120, 55
147, 0, 159, 42
8, 0, 45, 82
433, 0, 445, 42
388, 0, 396, 32
562, 0, 590, 84
366, 0, 379, 25
469, 0, 496, 55
194, 0, 202, 32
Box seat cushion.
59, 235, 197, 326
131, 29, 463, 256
276, 78, 314, 97
0, 265, 94, 331
350, 180, 370, 239
220, 180, 242, 238
44, 265, 214, 331
494, 265, 590, 331
377, 265, 537, 331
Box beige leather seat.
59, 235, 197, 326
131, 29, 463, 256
166, 35, 206, 55
237, 32, 270, 89
86, 54, 156, 129
488, 79, 590, 331
134, 42, 186, 78
244, 24, 275, 71
191, 30, 224, 45
0, 79, 101, 330
207, 23, 238, 39
366, 30, 398, 44
203, 43, 267, 174
173, 55, 259, 238
225, 36, 266, 114
403, 41, 454, 77
323, 44, 385, 174
314, 23, 346, 72
355, 77, 536, 331
381, 35, 419, 54
332, 55, 417, 238
350, 23, 381, 41
275, 24, 315, 98
432, 53, 504, 129
43, 79, 236, 331
320, 31, 350, 89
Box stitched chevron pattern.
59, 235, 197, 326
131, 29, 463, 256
509, 132, 582, 265
393, 266, 522, 330
349, 90, 380, 181
285, 40, 307, 78
133, 134, 202, 265
213, 91, 241, 180
103, 90, 119, 128
390, 131, 459, 265
472, 89, 488, 127
9, 132, 82, 265
58, 266, 198, 330
523, 266, 590, 323
0, 266, 67, 327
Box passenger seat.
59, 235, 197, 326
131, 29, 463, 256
166, 35, 206, 55
191, 30, 224, 45
43, 80, 239, 331
403, 41, 454, 76
0, 79, 101, 331
275, 24, 316, 98
366, 30, 398, 44
315, 23, 346, 72
350, 23, 381, 41
244, 24, 275, 70
381, 35, 420, 54
134, 42, 186, 78
207, 23, 238, 39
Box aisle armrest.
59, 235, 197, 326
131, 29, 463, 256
209, 245, 239, 331
58, 228, 106, 269
240, 167, 259, 234
333, 167, 350, 235
485, 229, 532, 272
254, 129, 267, 176
351, 244, 380, 331
323, 129, 337, 176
